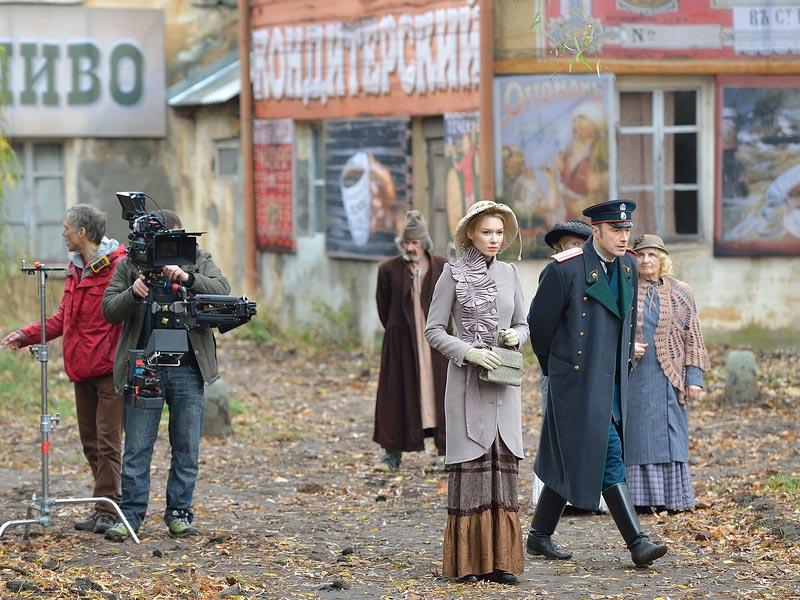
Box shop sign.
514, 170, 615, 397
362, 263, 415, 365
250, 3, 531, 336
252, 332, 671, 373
251, 0, 479, 119
0, 6, 165, 137
733, 6, 800, 55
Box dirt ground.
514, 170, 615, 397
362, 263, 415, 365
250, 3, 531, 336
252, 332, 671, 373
0, 339, 798, 599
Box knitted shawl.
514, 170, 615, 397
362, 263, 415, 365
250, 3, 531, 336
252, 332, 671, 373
450, 246, 498, 446
636, 276, 710, 394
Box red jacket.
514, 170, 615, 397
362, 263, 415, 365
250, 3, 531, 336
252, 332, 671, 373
20, 245, 127, 383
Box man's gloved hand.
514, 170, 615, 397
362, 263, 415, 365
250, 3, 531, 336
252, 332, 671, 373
499, 328, 519, 348
465, 348, 502, 370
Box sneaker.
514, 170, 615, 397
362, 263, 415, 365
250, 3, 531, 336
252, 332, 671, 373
74, 513, 97, 532
93, 513, 116, 534
379, 451, 402, 472
104, 521, 136, 542
166, 509, 198, 537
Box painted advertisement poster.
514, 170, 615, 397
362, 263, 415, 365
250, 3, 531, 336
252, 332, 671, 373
325, 119, 410, 260
541, 1, 800, 60
254, 119, 295, 253
715, 76, 800, 257
494, 74, 614, 258
443, 112, 480, 242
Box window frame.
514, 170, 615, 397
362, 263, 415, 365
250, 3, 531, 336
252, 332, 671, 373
615, 77, 712, 244
1, 139, 65, 261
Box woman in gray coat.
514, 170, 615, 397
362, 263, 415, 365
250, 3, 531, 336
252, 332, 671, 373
627, 235, 710, 512
425, 201, 529, 585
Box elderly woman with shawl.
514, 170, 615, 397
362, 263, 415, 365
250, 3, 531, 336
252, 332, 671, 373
626, 235, 710, 512
425, 201, 529, 585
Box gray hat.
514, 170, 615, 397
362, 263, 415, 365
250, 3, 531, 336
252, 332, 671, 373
544, 220, 592, 249
400, 210, 429, 241
633, 234, 669, 255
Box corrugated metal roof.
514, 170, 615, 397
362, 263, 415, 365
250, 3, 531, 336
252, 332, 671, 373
167, 59, 240, 108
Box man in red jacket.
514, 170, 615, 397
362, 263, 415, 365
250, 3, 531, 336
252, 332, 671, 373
1, 204, 126, 534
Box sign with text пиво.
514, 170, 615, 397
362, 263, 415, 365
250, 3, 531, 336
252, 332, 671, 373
0, 6, 165, 138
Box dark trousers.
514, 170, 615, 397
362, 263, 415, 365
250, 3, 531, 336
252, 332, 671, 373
602, 420, 626, 490
73, 374, 124, 515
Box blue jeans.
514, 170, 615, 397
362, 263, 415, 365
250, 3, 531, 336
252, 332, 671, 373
119, 364, 205, 530
602, 420, 626, 491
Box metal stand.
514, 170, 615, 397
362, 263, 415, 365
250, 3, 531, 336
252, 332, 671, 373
0, 261, 139, 544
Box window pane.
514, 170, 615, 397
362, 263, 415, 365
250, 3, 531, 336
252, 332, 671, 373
1, 178, 27, 221
217, 147, 239, 177
618, 133, 653, 187
669, 189, 699, 235
666, 133, 697, 185
35, 223, 66, 261
665, 90, 696, 126
1, 224, 29, 258
620, 92, 652, 127
33, 143, 62, 173
33, 177, 64, 221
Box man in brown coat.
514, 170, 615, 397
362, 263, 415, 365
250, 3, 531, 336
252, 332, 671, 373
374, 210, 448, 471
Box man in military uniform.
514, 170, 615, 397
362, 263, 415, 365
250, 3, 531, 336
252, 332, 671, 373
526, 200, 668, 567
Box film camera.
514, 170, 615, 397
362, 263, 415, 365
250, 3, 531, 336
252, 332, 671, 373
118, 192, 257, 408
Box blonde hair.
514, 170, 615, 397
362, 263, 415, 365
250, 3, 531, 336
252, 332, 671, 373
468, 209, 506, 237
656, 250, 673, 279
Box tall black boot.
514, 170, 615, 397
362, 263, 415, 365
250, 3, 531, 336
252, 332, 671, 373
526, 485, 572, 559
602, 483, 667, 566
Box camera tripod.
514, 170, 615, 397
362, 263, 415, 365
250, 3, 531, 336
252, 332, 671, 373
0, 261, 139, 544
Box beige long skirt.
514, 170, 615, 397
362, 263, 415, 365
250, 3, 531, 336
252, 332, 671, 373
442, 436, 524, 578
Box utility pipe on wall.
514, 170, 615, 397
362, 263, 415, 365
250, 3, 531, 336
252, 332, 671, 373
238, 0, 257, 296
479, 0, 495, 201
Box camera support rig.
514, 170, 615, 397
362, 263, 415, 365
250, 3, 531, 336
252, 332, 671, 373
0, 261, 140, 543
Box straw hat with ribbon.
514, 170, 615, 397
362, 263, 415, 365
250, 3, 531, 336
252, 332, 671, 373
453, 200, 521, 259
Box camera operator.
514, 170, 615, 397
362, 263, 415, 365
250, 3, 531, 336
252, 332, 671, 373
101, 210, 230, 541
1, 204, 126, 534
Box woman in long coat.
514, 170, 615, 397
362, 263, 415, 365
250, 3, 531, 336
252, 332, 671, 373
425, 200, 529, 585
626, 235, 710, 511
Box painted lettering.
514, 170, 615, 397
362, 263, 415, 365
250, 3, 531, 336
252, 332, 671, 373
250, 0, 479, 104
67, 42, 101, 105
109, 42, 143, 106
21, 43, 59, 106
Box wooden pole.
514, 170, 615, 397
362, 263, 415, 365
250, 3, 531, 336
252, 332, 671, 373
479, 0, 494, 201
238, 0, 257, 296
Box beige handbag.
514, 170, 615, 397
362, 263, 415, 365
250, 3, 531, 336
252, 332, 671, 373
478, 345, 523, 387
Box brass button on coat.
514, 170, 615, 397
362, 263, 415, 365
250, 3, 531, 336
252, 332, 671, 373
581, 312, 587, 318
577, 350, 582, 356
582, 296, 588, 301
579, 331, 585, 337
573, 365, 580, 371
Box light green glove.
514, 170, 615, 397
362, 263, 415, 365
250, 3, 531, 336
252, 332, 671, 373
465, 348, 502, 370
499, 328, 519, 348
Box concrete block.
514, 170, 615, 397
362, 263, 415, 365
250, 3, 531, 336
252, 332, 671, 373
203, 378, 234, 437
724, 350, 759, 405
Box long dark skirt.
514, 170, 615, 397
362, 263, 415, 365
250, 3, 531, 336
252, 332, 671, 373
442, 436, 524, 578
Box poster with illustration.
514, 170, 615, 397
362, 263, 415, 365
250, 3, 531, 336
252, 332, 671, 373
494, 74, 614, 258
444, 112, 480, 241
325, 119, 410, 259
254, 119, 295, 253
715, 76, 800, 256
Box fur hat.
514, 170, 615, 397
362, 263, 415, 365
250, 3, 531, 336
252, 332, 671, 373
633, 233, 669, 255
453, 200, 520, 255
544, 220, 592, 249
400, 210, 429, 241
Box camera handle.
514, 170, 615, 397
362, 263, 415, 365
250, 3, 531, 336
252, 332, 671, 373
0, 261, 140, 543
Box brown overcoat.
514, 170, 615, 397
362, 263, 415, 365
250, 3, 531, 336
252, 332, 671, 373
374, 253, 448, 455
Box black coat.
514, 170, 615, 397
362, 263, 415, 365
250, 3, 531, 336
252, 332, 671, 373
527, 240, 638, 510
374, 254, 448, 455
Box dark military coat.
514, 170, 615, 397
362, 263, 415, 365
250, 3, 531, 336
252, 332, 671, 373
374, 253, 448, 455
527, 239, 638, 510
